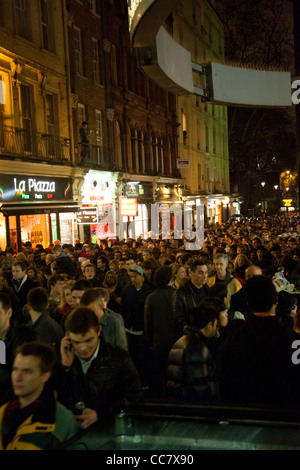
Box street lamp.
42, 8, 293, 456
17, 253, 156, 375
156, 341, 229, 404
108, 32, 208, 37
274, 185, 279, 215
261, 182, 266, 216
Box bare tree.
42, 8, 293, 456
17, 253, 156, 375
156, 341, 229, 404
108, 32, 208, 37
215, 0, 296, 213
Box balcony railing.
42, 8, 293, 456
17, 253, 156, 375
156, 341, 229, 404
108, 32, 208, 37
0, 125, 71, 163
76, 142, 121, 171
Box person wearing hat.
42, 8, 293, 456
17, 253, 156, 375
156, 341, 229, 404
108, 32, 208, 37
121, 265, 153, 388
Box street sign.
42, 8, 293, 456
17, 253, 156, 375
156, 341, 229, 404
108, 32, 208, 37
76, 207, 98, 224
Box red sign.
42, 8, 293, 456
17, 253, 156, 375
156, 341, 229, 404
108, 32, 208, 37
120, 198, 138, 217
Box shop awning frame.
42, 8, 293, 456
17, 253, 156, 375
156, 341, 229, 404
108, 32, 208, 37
0, 201, 80, 216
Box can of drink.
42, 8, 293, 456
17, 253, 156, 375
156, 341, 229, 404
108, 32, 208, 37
74, 401, 86, 415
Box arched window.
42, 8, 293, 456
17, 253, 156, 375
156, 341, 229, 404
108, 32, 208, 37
130, 127, 137, 172
137, 130, 145, 173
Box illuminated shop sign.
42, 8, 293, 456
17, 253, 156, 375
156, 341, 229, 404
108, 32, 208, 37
0, 175, 73, 202
76, 207, 98, 224
124, 182, 144, 197
120, 198, 138, 216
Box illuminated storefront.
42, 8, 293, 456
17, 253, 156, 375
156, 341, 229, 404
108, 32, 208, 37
118, 181, 153, 240
0, 174, 79, 251
79, 170, 118, 243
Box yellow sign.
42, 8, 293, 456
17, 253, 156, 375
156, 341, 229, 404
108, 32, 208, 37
283, 199, 293, 207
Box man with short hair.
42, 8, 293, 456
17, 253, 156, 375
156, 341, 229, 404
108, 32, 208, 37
121, 265, 153, 387
0, 342, 80, 449
47, 274, 65, 316
83, 263, 102, 287
208, 253, 242, 301
27, 287, 64, 357
173, 259, 209, 338
229, 265, 262, 319
54, 307, 142, 429
0, 293, 36, 406
11, 261, 40, 313
80, 287, 128, 350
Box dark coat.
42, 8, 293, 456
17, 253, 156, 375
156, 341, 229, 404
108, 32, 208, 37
121, 282, 152, 332
167, 326, 220, 402
218, 315, 300, 406
11, 276, 40, 312
53, 334, 142, 418
173, 280, 209, 338
144, 285, 177, 355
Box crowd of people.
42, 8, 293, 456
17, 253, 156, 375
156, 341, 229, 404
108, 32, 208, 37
1, 213, 300, 449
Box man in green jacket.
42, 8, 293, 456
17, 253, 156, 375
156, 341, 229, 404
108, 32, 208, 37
0, 342, 80, 450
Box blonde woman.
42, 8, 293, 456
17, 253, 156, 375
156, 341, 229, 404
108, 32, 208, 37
170, 263, 187, 289
232, 254, 252, 283
55, 279, 76, 319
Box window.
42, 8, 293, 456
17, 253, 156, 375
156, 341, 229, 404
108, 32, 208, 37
205, 125, 209, 152
0, 76, 4, 147
131, 128, 137, 172
89, 0, 97, 13
78, 103, 86, 130
74, 27, 83, 75
45, 94, 56, 155
95, 110, 103, 146
20, 84, 33, 152
15, 0, 31, 40
111, 44, 118, 85
213, 128, 216, 154
0, 0, 5, 27
40, 0, 55, 53
137, 130, 144, 173
92, 38, 100, 84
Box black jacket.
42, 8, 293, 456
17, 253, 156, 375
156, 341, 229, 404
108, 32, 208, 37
173, 280, 209, 338
218, 314, 300, 406
53, 334, 142, 418
167, 326, 220, 402
11, 276, 40, 312
144, 286, 177, 355
121, 283, 152, 332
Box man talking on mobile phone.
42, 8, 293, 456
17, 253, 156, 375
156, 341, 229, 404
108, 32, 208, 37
53, 306, 142, 429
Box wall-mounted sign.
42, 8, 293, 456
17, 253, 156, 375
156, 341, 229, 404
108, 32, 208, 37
120, 198, 138, 217
177, 159, 190, 169
0, 175, 73, 202
124, 182, 144, 197
76, 207, 98, 224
